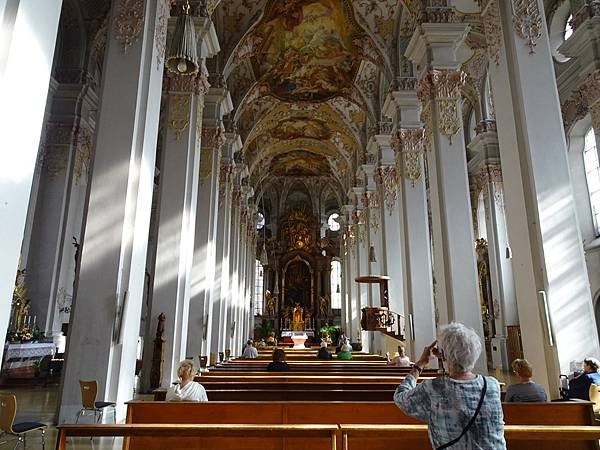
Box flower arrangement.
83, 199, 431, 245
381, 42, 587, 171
6, 325, 44, 344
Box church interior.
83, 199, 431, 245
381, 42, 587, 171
2, 0, 600, 448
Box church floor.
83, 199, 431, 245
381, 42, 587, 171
0, 370, 516, 449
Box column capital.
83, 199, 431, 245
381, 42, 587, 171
167, 72, 210, 97
406, 22, 471, 72
561, 69, 600, 131
201, 124, 226, 150
375, 166, 398, 214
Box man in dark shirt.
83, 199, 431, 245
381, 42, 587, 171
569, 357, 600, 400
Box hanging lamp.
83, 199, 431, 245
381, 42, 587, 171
165, 0, 199, 75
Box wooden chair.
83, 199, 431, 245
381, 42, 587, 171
199, 356, 208, 369
589, 384, 600, 415
209, 353, 217, 366
76, 380, 116, 424
0, 394, 46, 449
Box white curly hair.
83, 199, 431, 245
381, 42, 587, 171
437, 322, 482, 373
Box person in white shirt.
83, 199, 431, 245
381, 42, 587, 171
387, 346, 411, 367
242, 339, 258, 359
166, 360, 208, 402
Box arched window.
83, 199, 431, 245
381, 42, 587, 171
583, 128, 600, 236
254, 260, 264, 316
256, 211, 265, 230
330, 260, 342, 309
564, 14, 574, 40
327, 213, 340, 231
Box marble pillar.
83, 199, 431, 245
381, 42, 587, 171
59, 0, 166, 422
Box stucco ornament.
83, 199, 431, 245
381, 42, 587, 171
394, 128, 428, 183
482, 0, 503, 66
114, 0, 145, 53
417, 70, 466, 143
376, 166, 398, 215
511, 0, 542, 54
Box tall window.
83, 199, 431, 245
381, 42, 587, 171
330, 260, 342, 309
583, 128, 600, 236
254, 260, 264, 316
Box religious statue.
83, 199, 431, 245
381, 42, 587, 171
291, 303, 305, 331
319, 295, 328, 318
293, 303, 304, 323
150, 313, 166, 389
265, 289, 276, 317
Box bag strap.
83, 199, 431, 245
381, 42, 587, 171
436, 376, 488, 450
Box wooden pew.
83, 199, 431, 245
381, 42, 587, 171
339, 424, 600, 450
125, 401, 598, 450
55, 423, 338, 450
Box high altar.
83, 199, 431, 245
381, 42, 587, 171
261, 209, 335, 333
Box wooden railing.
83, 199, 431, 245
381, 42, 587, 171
55, 423, 338, 450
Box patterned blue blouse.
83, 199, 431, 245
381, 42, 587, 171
394, 374, 506, 449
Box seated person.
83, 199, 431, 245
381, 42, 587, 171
569, 357, 600, 400
242, 339, 258, 359
256, 338, 267, 348
266, 332, 276, 346
267, 348, 289, 372
166, 360, 208, 402
387, 346, 411, 367
337, 339, 353, 360
317, 341, 333, 360
505, 358, 547, 402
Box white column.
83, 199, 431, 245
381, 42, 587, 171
407, 22, 486, 371
489, 0, 599, 393
142, 73, 208, 389
59, 0, 166, 422
0, 0, 62, 364
209, 156, 234, 359
225, 183, 242, 352
392, 87, 437, 361
186, 118, 227, 365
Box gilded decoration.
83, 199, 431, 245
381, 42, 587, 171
199, 147, 213, 182
169, 73, 211, 99
417, 70, 466, 142
42, 123, 73, 178
218, 160, 233, 200
244, 0, 370, 102
394, 128, 428, 183
474, 165, 504, 207
155, 0, 170, 67
202, 126, 226, 150
74, 127, 93, 182
168, 95, 191, 140
561, 70, 600, 130
376, 165, 398, 214
481, 0, 503, 66
114, 0, 145, 53
511, 0, 542, 54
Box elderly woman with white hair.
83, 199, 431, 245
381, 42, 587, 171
394, 322, 505, 449
165, 360, 208, 402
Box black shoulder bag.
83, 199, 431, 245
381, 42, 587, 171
436, 376, 488, 450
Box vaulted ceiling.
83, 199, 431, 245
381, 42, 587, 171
213, 0, 404, 208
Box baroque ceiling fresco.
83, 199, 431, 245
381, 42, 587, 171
213, 0, 406, 214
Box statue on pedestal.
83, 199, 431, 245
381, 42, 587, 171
292, 303, 304, 331
319, 295, 328, 318
265, 290, 276, 317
